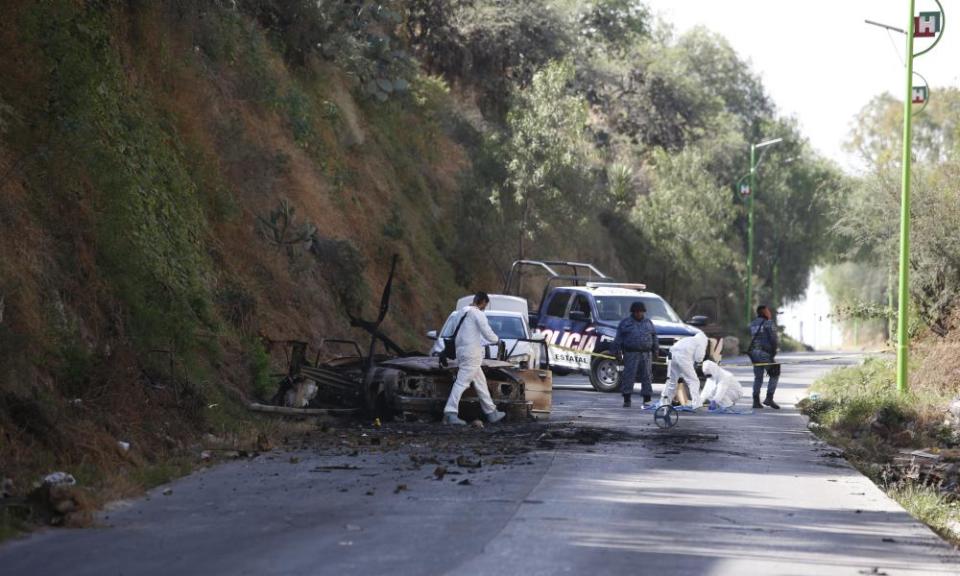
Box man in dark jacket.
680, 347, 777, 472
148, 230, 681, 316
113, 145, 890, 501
748, 305, 780, 409
612, 301, 659, 407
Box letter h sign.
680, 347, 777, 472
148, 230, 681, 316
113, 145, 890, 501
914, 12, 942, 38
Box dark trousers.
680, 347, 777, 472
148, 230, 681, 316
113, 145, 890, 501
751, 350, 779, 398
621, 351, 653, 398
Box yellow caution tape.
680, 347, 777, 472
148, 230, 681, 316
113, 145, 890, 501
546, 342, 851, 371
545, 343, 669, 366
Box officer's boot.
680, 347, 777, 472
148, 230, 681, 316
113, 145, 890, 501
763, 395, 781, 410
752, 395, 763, 409
622, 394, 632, 408
642, 395, 652, 405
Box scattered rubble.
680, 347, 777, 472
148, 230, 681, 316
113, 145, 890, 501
887, 449, 960, 497
456, 455, 482, 469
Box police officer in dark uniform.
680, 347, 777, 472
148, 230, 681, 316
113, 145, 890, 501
748, 305, 780, 409
612, 302, 659, 407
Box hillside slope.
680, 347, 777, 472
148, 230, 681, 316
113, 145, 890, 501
0, 1, 478, 499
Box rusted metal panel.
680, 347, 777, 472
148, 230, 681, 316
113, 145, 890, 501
516, 369, 552, 413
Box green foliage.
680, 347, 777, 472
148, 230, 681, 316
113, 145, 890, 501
836, 89, 960, 331
888, 484, 960, 544
495, 60, 590, 258
248, 338, 273, 401
402, 0, 572, 119
239, 0, 414, 101
629, 146, 736, 301
257, 198, 318, 251
23, 0, 214, 353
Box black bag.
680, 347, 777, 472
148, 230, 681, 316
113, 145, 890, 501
746, 323, 767, 364
441, 311, 469, 363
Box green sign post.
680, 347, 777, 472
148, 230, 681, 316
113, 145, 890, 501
894, 0, 944, 394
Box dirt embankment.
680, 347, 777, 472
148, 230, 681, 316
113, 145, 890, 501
0, 0, 495, 525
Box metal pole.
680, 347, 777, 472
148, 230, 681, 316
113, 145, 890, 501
888, 264, 895, 344
896, 0, 916, 394
746, 143, 756, 325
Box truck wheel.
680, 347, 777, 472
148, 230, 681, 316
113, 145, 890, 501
589, 357, 621, 393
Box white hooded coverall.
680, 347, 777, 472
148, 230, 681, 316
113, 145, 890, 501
443, 306, 500, 416
700, 360, 743, 409
661, 331, 708, 408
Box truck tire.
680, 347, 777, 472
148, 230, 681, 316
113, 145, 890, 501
589, 357, 621, 393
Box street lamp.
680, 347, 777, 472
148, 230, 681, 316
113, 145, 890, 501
865, 1, 945, 393
743, 137, 783, 324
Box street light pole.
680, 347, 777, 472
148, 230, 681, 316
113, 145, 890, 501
746, 143, 756, 325
744, 137, 783, 325
895, 0, 917, 395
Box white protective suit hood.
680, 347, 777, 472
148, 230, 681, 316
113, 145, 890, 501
701, 360, 744, 409
672, 331, 708, 362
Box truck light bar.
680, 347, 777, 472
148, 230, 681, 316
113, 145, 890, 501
586, 282, 647, 291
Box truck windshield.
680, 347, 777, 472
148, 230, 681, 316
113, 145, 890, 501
594, 296, 681, 323
441, 312, 527, 339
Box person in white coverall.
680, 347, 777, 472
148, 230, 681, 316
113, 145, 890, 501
660, 331, 708, 410
442, 292, 507, 425
700, 360, 743, 410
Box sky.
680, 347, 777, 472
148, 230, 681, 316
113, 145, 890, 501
644, 0, 958, 173
642, 1, 956, 348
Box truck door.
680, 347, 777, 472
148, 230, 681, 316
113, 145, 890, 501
561, 294, 596, 371
538, 291, 574, 370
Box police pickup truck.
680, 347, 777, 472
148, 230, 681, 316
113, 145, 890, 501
504, 261, 705, 392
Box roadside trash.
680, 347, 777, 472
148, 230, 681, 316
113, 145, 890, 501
162, 488, 173, 496
456, 455, 482, 468
809, 393, 821, 402
42, 472, 76, 487
200, 450, 212, 461
117, 441, 131, 452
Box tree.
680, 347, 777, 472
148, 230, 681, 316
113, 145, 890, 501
495, 60, 590, 259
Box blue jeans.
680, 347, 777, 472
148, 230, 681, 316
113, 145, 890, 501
621, 351, 653, 398
751, 350, 779, 398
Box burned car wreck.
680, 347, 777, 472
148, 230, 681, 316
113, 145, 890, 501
261, 256, 551, 421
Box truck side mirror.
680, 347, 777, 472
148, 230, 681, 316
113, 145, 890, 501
426, 330, 438, 340
688, 315, 709, 327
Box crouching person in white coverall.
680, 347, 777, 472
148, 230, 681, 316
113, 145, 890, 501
660, 331, 708, 410
443, 292, 507, 425
700, 360, 743, 410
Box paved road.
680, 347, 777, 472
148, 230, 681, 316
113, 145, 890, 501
2, 353, 959, 575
